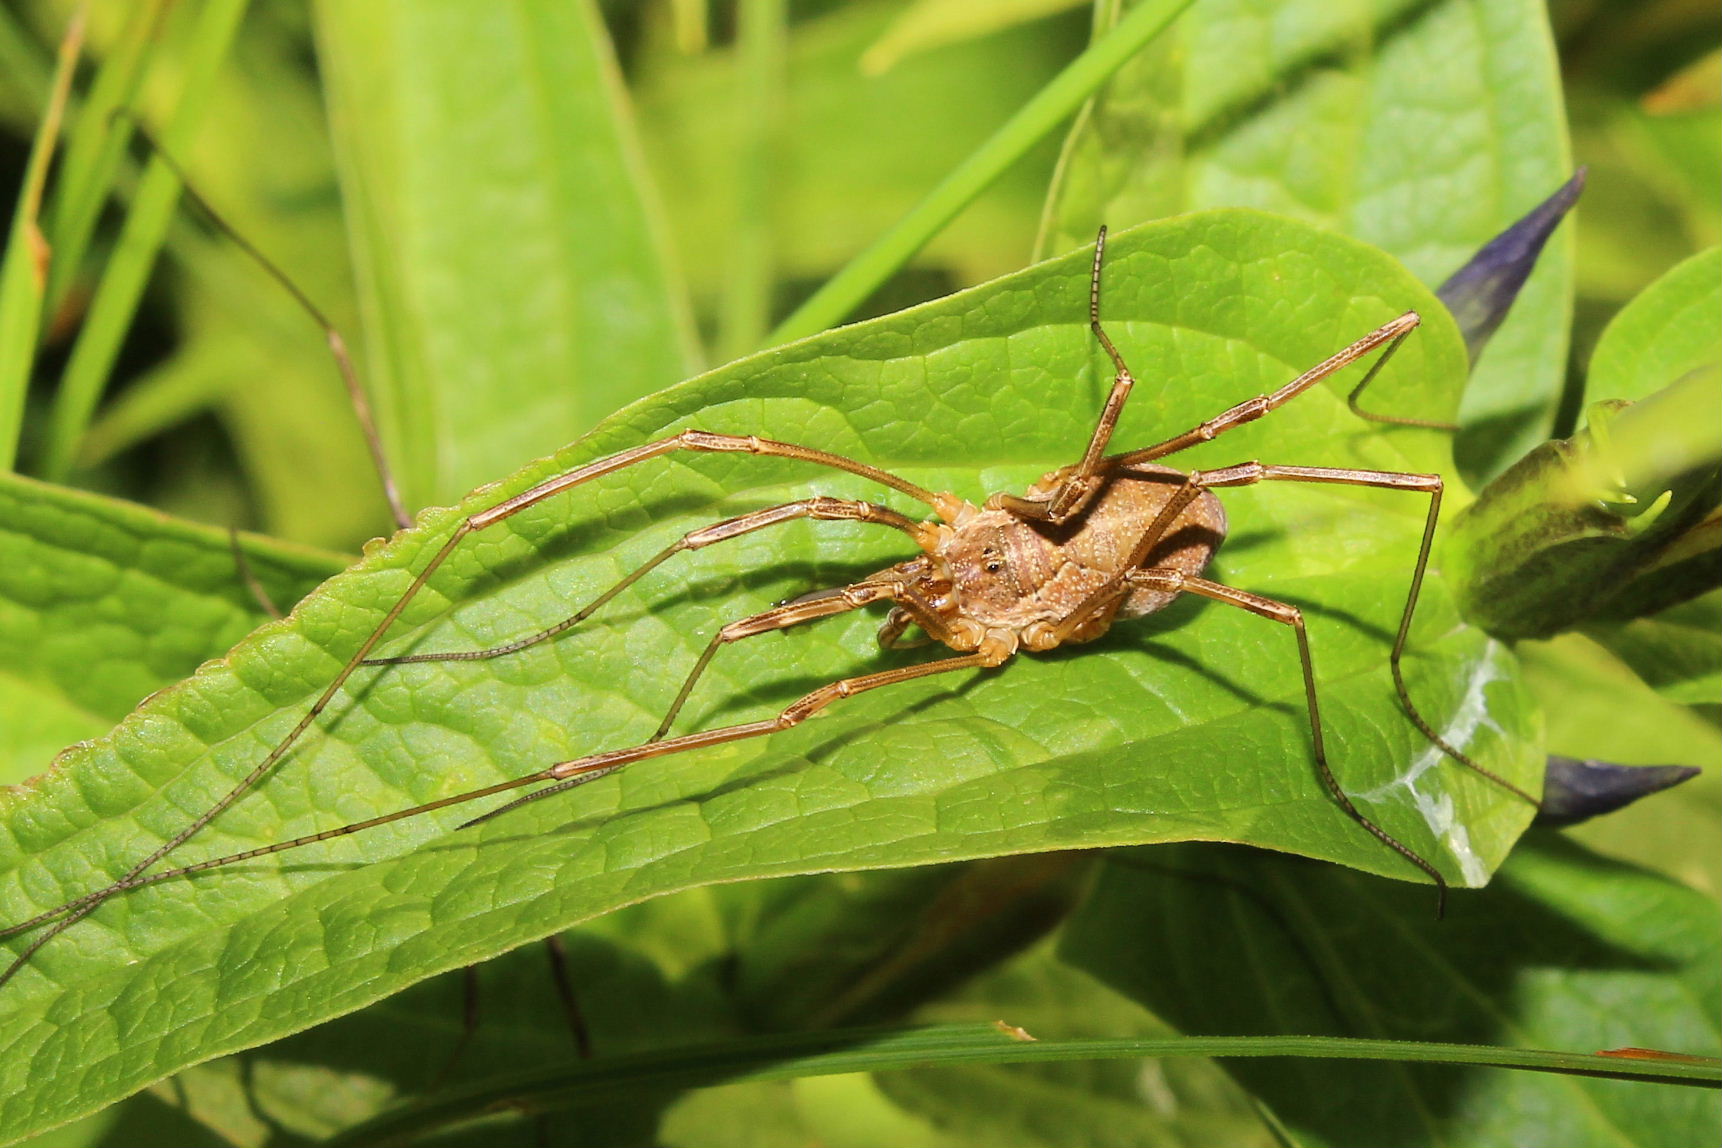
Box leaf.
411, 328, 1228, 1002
1584, 590, 1722, 708
1061, 835, 1722, 1148
1038, 0, 1573, 485
0, 213, 1541, 1140
0, 471, 344, 786
1586, 246, 1722, 405
312, 0, 699, 511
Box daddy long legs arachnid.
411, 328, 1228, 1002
0, 214, 1541, 1094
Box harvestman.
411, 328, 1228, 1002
0, 229, 1533, 987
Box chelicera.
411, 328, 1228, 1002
0, 228, 1532, 987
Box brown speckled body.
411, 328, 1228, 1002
903, 462, 1226, 659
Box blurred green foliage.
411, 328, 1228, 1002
0, 1, 1716, 1145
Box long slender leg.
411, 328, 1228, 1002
471, 650, 1000, 827
367, 498, 927, 666
121, 111, 411, 529
1123, 570, 1450, 913
1115, 312, 1422, 467
0, 581, 909, 946
1080, 461, 1531, 803
652, 573, 962, 743
0, 430, 940, 986
1189, 462, 1535, 805
1033, 459, 1531, 908
7, 650, 1000, 939
475, 575, 970, 827
996, 226, 1141, 523
228, 527, 285, 620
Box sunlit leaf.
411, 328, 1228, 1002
0, 213, 1540, 1140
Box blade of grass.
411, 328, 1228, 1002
40, 0, 175, 328
768, 0, 1195, 343
0, 4, 83, 471
37, 0, 249, 483
333, 1025, 1722, 1145
0, 8, 54, 128
714, 0, 785, 363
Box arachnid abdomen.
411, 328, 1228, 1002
930, 463, 1227, 651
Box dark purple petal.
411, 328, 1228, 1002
1533, 755, 1700, 827
1439, 169, 1587, 363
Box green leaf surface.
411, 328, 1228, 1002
132, 890, 742, 1146
1586, 245, 1722, 405
1062, 835, 1722, 1148
1039, 0, 1572, 484
1585, 590, 1722, 709
0, 471, 343, 789
312, 0, 698, 511
0, 213, 1541, 1141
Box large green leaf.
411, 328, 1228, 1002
1584, 590, 1722, 709
1062, 834, 1722, 1148
0, 213, 1541, 1140
0, 472, 344, 786
1585, 245, 1722, 405
312, 0, 698, 511
1040, 0, 1572, 483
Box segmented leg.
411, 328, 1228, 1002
1116, 314, 1421, 467
0, 430, 938, 988
1125, 568, 1451, 913
996, 225, 1136, 523
366, 497, 927, 666
472, 649, 999, 827
1046, 460, 1535, 909
649, 571, 956, 743
469, 573, 972, 826
14, 648, 1000, 930
1004, 228, 1431, 524
1183, 462, 1533, 806
0, 567, 972, 929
